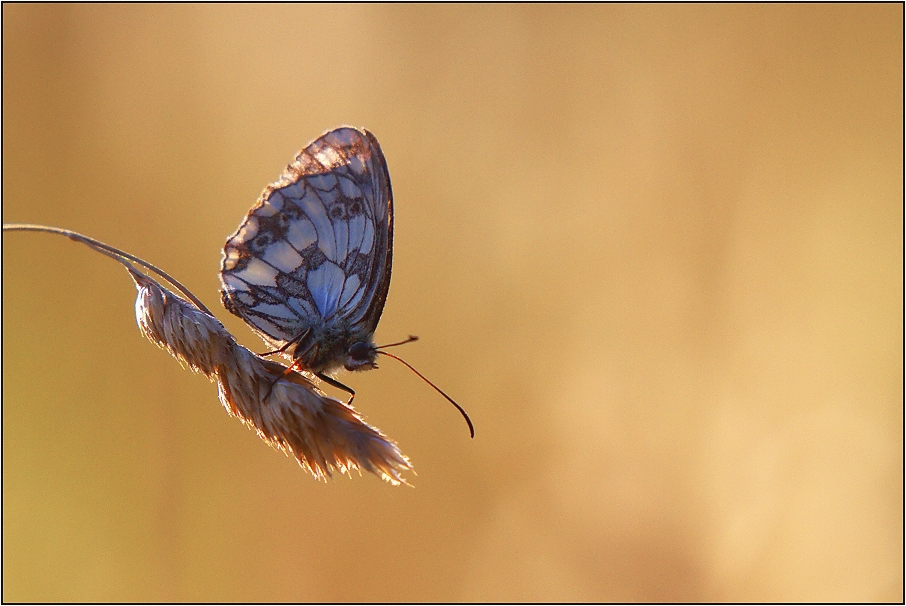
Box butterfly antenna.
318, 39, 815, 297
376, 335, 419, 349
377, 348, 475, 439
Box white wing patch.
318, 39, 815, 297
261, 241, 304, 273
236, 216, 259, 242
257, 198, 282, 216
307, 261, 345, 317
253, 302, 300, 321
360, 220, 374, 253
285, 216, 316, 251
298, 188, 337, 261
341, 287, 365, 314
340, 175, 362, 198
333, 215, 349, 264
339, 274, 361, 308
236, 257, 279, 286
348, 214, 366, 252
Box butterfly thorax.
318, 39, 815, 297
287, 318, 378, 375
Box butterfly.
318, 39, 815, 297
219, 127, 474, 436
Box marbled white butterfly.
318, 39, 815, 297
219, 127, 473, 436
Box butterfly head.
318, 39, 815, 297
344, 340, 378, 371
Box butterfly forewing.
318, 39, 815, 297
219, 127, 393, 360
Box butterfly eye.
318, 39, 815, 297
349, 341, 373, 361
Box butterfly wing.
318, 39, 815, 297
219, 127, 393, 352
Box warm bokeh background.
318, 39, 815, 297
3, 4, 902, 602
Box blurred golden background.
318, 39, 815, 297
3, 4, 902, 602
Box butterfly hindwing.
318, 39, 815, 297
219, 127, 393, 352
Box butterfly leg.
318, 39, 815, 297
315, 372, 357, 405
261, 358, 307, 401
261, 337, 317, 401
258, 327, 311, 357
